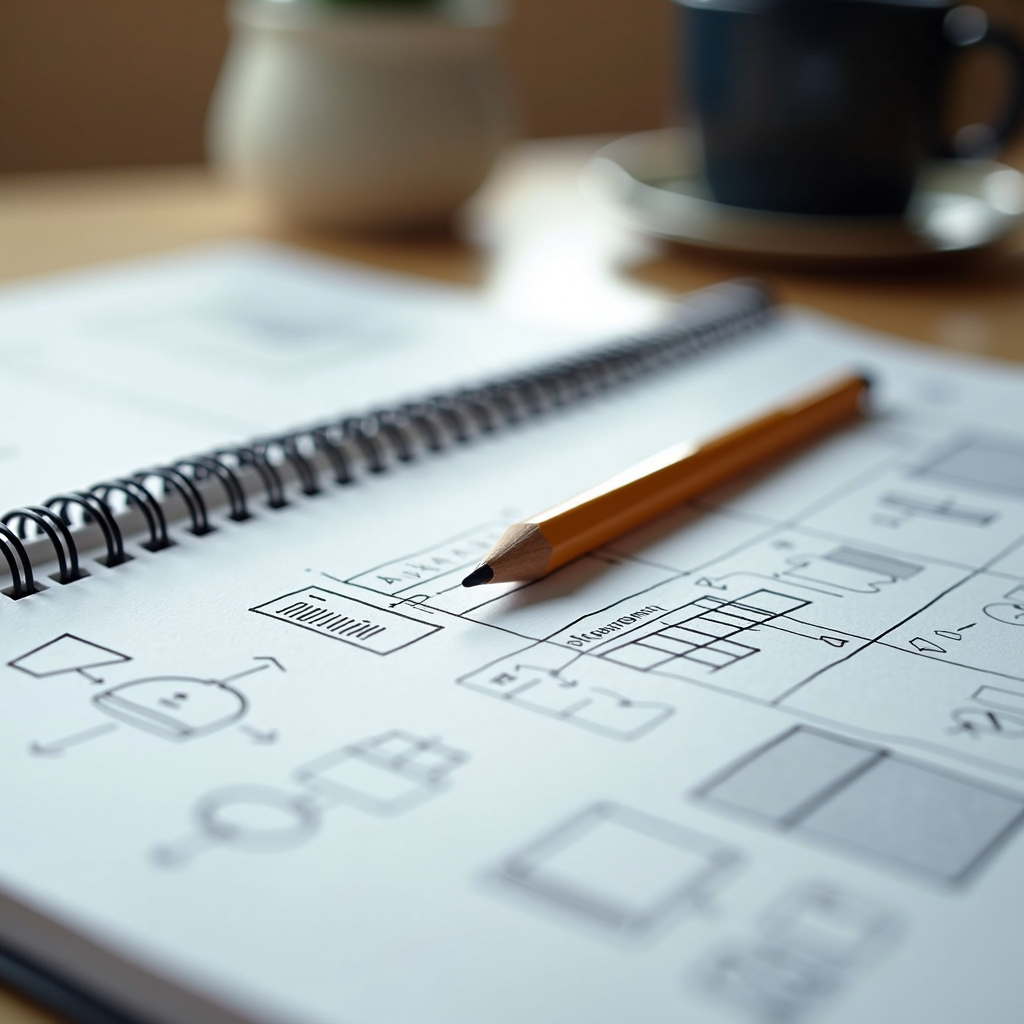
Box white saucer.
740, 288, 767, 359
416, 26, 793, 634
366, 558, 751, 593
581, 129, 1024, 261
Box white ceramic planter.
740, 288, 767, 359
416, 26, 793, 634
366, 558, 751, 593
208, 0, 513, 230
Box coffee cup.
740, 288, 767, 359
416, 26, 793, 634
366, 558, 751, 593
673, 0, 1024, 216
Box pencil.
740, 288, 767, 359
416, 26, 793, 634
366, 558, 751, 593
462, 371, 871, 587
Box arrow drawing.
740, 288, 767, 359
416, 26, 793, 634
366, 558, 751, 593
30, 723, 117, 757
221, 657, 286, 684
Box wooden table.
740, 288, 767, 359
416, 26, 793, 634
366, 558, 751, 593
1, 135, 1022, 1024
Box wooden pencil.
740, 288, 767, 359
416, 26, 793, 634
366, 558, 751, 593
462, 371, 871, 587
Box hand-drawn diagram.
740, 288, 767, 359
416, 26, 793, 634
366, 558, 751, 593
984, 588, 1024, 625
250, 586, 442, 654
873, 491, 999, 528
295, 730, 469, 815
153, 730, 469, 866
779, 545, 922, 594
692, 882, 900, 1023
915, 435, 1024, 499
693, 726, 1024, 885
8, 634, 131, 683
93, 677, 246, 739
458, 649, 674, 741
328, 438, 1024, 782
496, 802, 740, 939
26, 656, 284, 756
599, 590, 813, 673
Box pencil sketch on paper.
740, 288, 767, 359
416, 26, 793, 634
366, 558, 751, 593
693, 725, 1024, 885
496, 802, 740, 939
27, 657, 284, 757
691, 882, 901, 1023
317, 420, 1024, 789
8, 634, 131, 683
250, 585, 442, 654
152, 729, 470, 867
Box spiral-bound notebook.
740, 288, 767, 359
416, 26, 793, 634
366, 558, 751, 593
2, 245, 1024, 1024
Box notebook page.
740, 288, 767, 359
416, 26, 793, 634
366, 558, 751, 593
0, 313, 1022, 1024
0, 242, 636, 512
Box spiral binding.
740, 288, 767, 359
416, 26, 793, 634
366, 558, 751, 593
0, 279, 771, 600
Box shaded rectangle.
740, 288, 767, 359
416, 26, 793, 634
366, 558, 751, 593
250, 586, 440, 654
696, 726, 1024, 885
697, 728, 879, 824
919, 436, 1024, 499
800, 758, 1024, 883
825, 546, 922, 580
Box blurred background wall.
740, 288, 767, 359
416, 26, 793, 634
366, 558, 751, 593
0, 0, 1021, 174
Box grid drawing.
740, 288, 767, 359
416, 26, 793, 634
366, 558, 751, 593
600, 590, 810, 673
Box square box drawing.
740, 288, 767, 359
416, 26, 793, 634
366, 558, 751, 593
917, 436, 1024, 500
695, 726, 1024, 884
500, 802, 739, 937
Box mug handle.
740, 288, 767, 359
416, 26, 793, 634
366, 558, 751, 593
943, 5, 1024, 158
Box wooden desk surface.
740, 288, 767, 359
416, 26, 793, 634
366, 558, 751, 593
0, 136, 1023, 1024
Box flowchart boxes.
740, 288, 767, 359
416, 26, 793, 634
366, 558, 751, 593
295, 730, 468, 815
696, 726, 1024, 884
500, 802, 739, 937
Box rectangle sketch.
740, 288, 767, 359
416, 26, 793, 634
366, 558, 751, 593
917, 435, 1024, 500
499, 802, 739, 938
250, 586, 441, 654
694, 726, 1024, 884
600, 590, 809, 674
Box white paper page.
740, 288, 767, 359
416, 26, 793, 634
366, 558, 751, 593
0, 313, 1023, 1024
0, 242, 626, 512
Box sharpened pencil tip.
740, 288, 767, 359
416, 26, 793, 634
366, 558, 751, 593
462, 564, 495, 588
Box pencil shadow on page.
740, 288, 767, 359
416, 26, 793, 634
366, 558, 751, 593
482, 417, 880, 619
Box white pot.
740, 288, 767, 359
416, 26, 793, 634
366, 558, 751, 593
208, 0, 513, 230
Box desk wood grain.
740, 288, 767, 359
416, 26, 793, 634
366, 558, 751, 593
0, 136, 1022, 1024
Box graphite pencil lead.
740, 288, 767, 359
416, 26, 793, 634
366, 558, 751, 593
462, 564, 495, 588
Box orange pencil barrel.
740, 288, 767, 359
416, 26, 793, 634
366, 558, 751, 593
464, 372, 871, 587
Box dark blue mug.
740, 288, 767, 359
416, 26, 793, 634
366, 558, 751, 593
675, 0, 1024, 216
